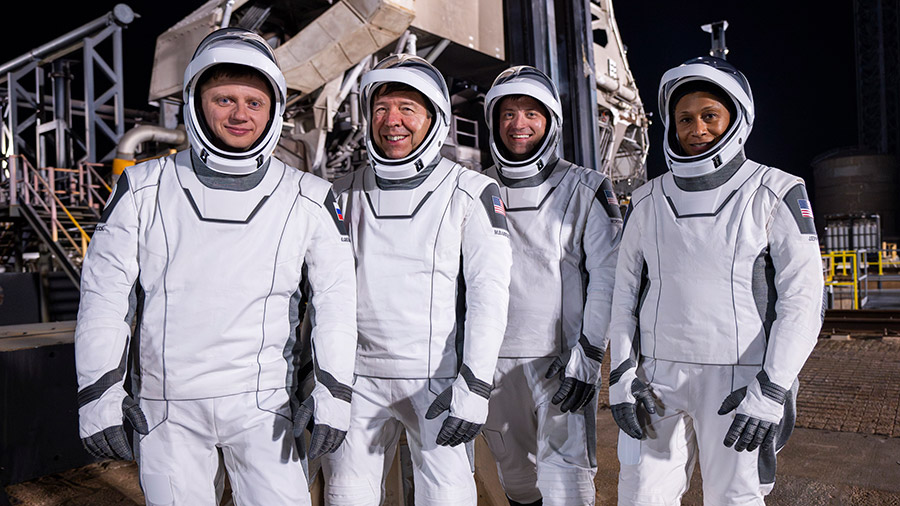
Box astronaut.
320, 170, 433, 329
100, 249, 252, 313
74, 28, 357, 505
478, 66, 622, 506
319, 54, 512, 506
607, 56, 825, 505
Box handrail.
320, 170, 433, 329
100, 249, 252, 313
85, 163, 112, 193
82, 161, 112, 211
822, 250, 867, 310
54, 214, 85, 257
31, 167, 92, 247
2, 155, 93, 257
875, 249, 900, 275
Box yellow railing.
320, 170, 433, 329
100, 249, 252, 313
875, 248, 900, 275
822, 250, 865, 310
3, 155, 105, 258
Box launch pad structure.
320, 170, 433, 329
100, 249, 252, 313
3, 2, 900, 505
0, 0, 648, 500
0, 0, 648, 315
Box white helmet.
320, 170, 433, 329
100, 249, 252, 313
359, 54, 451, 180
183, 27, 287, 175
484, 65, 562, 179
658, 56, 754, 178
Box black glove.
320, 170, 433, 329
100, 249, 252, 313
293, 395, 348, 461
609, 375, 656, 440
718, 372, 788, 452
425, 369, 490, 447
609, 359, 656, 439
81, 396, 149, 460
425, 387, 483, 447
546, 339, 603, 413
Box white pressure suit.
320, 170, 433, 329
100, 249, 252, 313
319, 54, 512, 506
74, 28, 357, 506
479, 66, 622, 506
608, 56, 825, 505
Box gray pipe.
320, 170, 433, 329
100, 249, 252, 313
116, 125, 186, 160
597, 74, 637, 102
425, 39, 451, 64
220, 0, 235, 29
338, 59, 368, 105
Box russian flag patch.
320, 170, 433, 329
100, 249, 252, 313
333, 201, 344, 221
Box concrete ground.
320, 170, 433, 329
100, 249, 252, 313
591, 425, 900, 506
7, 422, 900, 505
6, 337, 900, 505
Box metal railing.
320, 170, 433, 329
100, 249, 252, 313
822, 249, 869, 310
874, 248, 900, 275
3, 154, 106, 259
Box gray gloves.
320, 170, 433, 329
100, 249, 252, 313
81, 396, 149, 460
293, 395, 348, 460
293, 370, 352, 460
546, 336, 605, 413
608, 359, 657, 439
719, 371, 789, 452
425, 365, 492, 446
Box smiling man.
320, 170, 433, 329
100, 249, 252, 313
496, 95, 547, 160
198, 65, 273, 151
371, 84, 433, 159
608, 56, 825, 505
479, 65, 623, 506
73, 28, 357, 505
319, 55, 512, 506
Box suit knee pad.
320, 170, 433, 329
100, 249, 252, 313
141, 474, 175, 506
413, 480, 477, 506
537, 469, 595, 506
325, 479, 380, 506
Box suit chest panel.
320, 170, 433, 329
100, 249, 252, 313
137, 169, 309, 297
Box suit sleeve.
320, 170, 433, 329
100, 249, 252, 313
304, 188, 358, 399
763, 182, 825, 389
74, 171, 140, 436
581, 177, 623, 355
459, 182, 512, 386
607, 197, 647, 375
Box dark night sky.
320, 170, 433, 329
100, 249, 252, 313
612, 1, 858, 186
2, 1, 858, 201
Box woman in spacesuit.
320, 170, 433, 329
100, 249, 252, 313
607, 56, 824, 505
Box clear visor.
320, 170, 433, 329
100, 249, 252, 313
659, 63, 753, 127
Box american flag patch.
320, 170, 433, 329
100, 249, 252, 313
604, 189, 618, 207
798, 199, 813, 219
333, 201, 344, 221
492, 195, 506, 216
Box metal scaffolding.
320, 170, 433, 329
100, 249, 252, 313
0, 4, 135, 169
